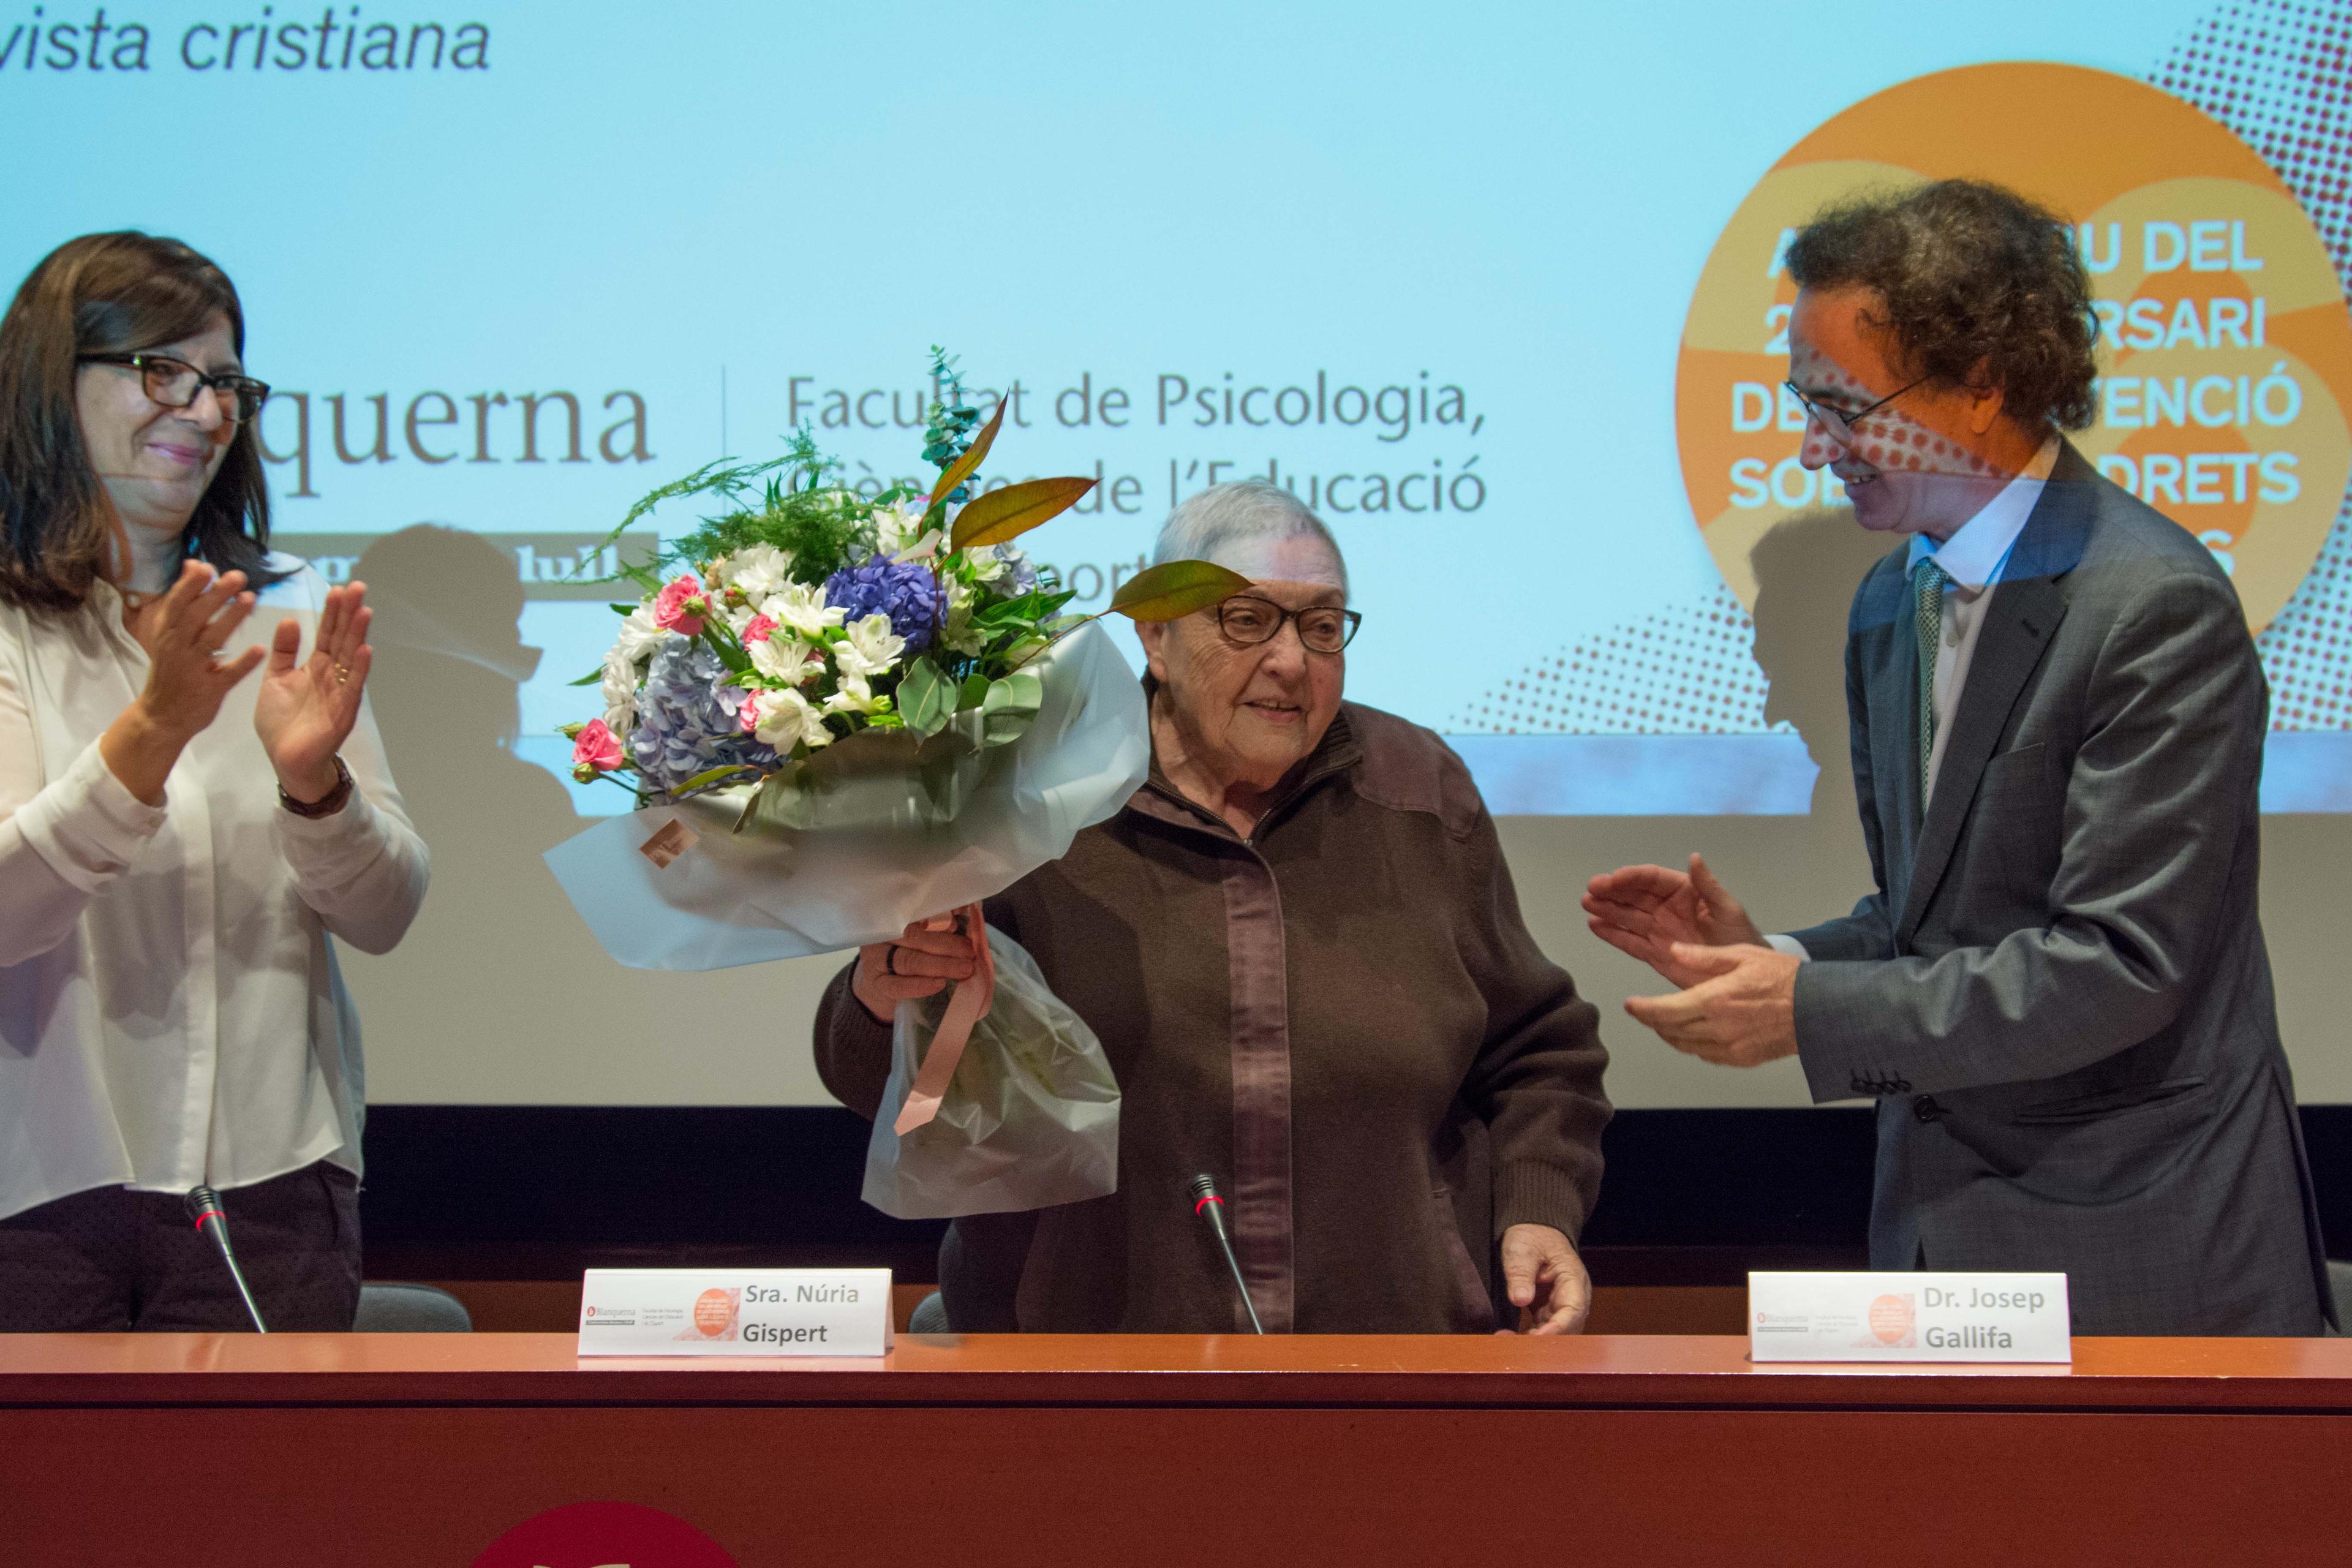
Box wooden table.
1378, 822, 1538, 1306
5, 1333, 2348, 1565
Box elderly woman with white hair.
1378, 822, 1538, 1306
814, 481, 1610, 1333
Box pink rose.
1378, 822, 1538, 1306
741, 697, 763, 734
571, 719, 623, 777
741, 613, 778, 644
653, 574, 708, 635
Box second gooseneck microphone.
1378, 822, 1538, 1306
1189, 1174, 1265, 1335
185, 1186, 268, 1333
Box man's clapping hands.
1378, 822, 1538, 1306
1585, 854, 1800, 1069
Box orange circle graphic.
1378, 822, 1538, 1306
1676, 62, 2352, 633
1868, 1294, 1916, 1346
692, 1287, 737, 1337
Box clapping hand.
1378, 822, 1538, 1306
1623, 943, 1801, 1069
1582, 853, 1764, 988
100, 562, 267, 807
1588, 855, 1800, 1068
129, 562, 265, 738
254, 581, 372, 804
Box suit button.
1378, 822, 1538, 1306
1913, 1096, 1943, 1123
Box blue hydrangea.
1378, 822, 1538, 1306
824, 557, 939, 653
628, 642, 777, 793
982, 545, 1040, 597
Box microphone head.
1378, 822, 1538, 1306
184, 1186, 224, 1226
1188, 1173, 1218, 1202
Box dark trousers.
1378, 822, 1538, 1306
0, 1162, 360, 1331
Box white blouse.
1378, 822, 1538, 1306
0, 556, 428, 1222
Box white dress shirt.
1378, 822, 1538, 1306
1768, 439, 2059, 963
0, 556, 428, 1221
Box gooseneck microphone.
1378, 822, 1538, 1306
184, 1186, 268, 1333
1189, 1174, 1264, 1335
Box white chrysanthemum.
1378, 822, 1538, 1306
600, 644, 641, 736
748, 633, 823, 688
763, 581, 846, 641
720, 543, 794, 603
750, 687, 831, 750
613, 601, 669, 662
833, 612, 908, 679
822, 671, 890, 718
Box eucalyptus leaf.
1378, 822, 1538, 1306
980, 669, 1044, 747
949, 475, 1098, 551
898, 659, 956, 739
1108, 559, 1254, 622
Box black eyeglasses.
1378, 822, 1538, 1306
78, 353, 271, 424
1782, 376, 1926, 443
1212, 595, 1361, 654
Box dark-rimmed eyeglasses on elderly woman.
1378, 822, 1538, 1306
1212, 595, 1361, 654
77, 352, 271, 424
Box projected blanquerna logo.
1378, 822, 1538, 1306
0, 9, 491, 73
1676, 61, 2352, 635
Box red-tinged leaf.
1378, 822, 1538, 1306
951, 475, 1099, 551
928, 394, 1008, 507
1107, 559, 1254, 622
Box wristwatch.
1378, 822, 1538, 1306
279, 756, 355, 818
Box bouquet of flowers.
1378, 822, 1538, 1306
556, 354, 1239, 848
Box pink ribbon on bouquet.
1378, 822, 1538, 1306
892, 903, 997, 1136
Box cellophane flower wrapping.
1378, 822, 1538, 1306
863, 925, 1120, 1219
543, 617, 1146, 967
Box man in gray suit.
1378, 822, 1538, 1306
1587, 179, 2332, 1336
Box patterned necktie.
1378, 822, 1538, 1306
1913, 556, 1949, 797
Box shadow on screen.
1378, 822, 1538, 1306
358, 524, 577, 858
349, 526, 631, 1068
1748, 507, 1905, 823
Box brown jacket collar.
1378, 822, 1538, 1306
1125, 686, 1364, 847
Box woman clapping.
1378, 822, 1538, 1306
0, 232, 428, 1330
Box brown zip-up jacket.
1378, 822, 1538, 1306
815, 700, 1611, 1333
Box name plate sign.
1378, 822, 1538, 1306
1749, 1272, 2071, 1363
577, 1268, 894, 1357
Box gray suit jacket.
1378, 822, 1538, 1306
1788, 442, 2332, 1336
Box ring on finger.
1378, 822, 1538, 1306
885, 947, 902, 976
334, 663, 351, 685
